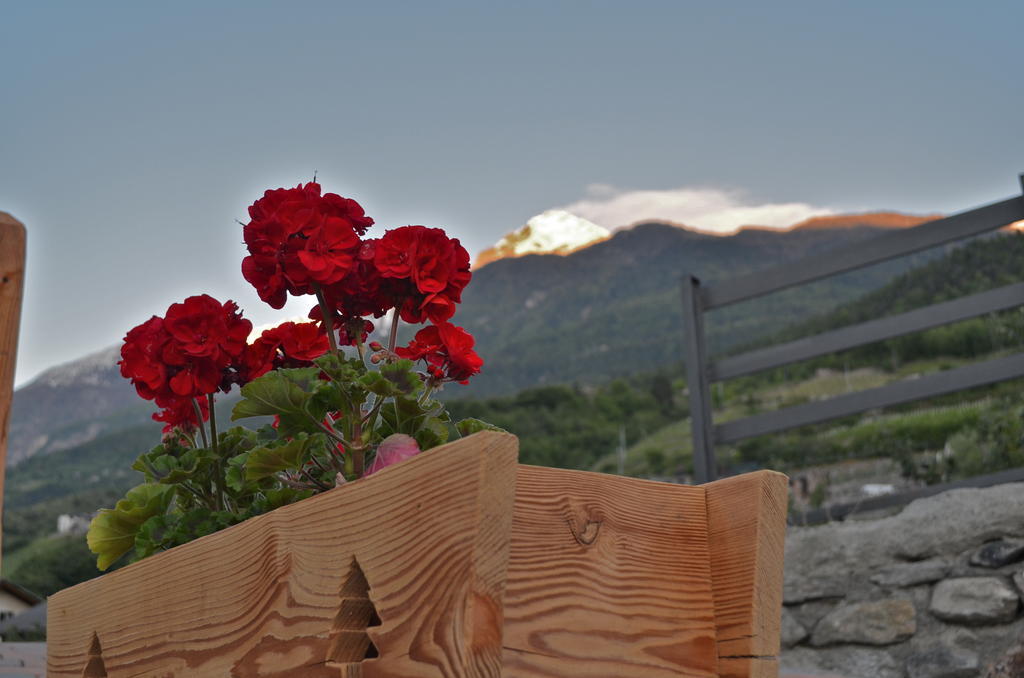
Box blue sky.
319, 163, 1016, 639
2, 1, 1022, 385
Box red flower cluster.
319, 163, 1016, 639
395, 321, 483, 384
241, 184, 472, 327
120, 298, 333, 432
374, 226, 471, 324
242, 321, 331, 380
242, 182, 374, 308
121, 182, 485, 432
120, 295, 253, 431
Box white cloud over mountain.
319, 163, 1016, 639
559, 184, 836, 234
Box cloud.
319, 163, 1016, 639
559, 185, 836, 234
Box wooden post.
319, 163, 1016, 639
705, 470, 789, 678
0, 212, 26, 571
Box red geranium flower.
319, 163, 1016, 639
396, 321, 483, 384
120, 295, 257, 430
164, 295, 251, 362
242, 321, 331, 380
153, 396, 209, 434
374, 226, 472, 324
119, 316, 170, 400
241, 182, 373, 308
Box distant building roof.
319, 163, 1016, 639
0, 582, 42, 608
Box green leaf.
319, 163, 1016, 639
314, 353, 367, 382
258, 488, 314, 512
414, 416, 450, 451
225, 452, 251, 493
231, 368, 320, 421
217, 426, 259, 457
456, 418, 508, 437
87, 484, 174, 571
361, 359, 422, 397
244, 434, 327, 481
134, 509, 240, 561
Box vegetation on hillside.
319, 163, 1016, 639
458, 222, 943, 396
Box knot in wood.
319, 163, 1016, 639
567, 515, 603, 546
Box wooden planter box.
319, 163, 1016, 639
48, 432, 787, 678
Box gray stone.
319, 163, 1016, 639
906, 644, 980, 678
782, 646, 902, 678
970, 539, 1024, 569
785, 483, 1024, 600
781, 606, 809, 648
1012, 568, 1024, 598
872, 558, 952, 588
930, 577, 1021, 624
811, 598, 916, 646
784, 575, 848, 604
789, 600, 838, 631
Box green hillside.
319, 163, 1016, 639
457, 221, 943, 396
736, 230, 1024, 375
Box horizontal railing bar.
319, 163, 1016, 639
703, 196, 1024, 309
711, 282, 1024, 382
715, 353, 1024, 443
788, 466, 1024, 526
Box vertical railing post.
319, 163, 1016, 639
0, 213, 26, 570
682, 275, 716, 483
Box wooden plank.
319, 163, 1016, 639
47, 431, 519, 678
718, 657, 779, 678
704, 470, 788, 677
0, 212, 26, 571
502, 465, 719, 678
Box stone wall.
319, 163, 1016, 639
781, 482, 1024, 678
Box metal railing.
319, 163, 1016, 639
682, 176, 1024, 485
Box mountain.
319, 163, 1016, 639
474, 210, 610, 268
7, 347, 152, 467
454, 213, 940, 396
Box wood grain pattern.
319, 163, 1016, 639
502, 465, 719, 678
48, 431, 519, 678
0, 212, 26, 571
704, 470, 788, 677
718, 657, 779, 678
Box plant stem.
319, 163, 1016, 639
354, 333, 365, 362
208, 394, 225, 512
192, 399, 209, 448
301, 467, 331, 491
351, 402, 365, 477
314, 283, 339, 354
388, 305, 401, 352
361, 396, 386, 428
312, 415, 352, 447
207, 395, 219, 453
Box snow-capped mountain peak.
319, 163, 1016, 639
475, 210, 611, 268
29, 345, 121, 388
